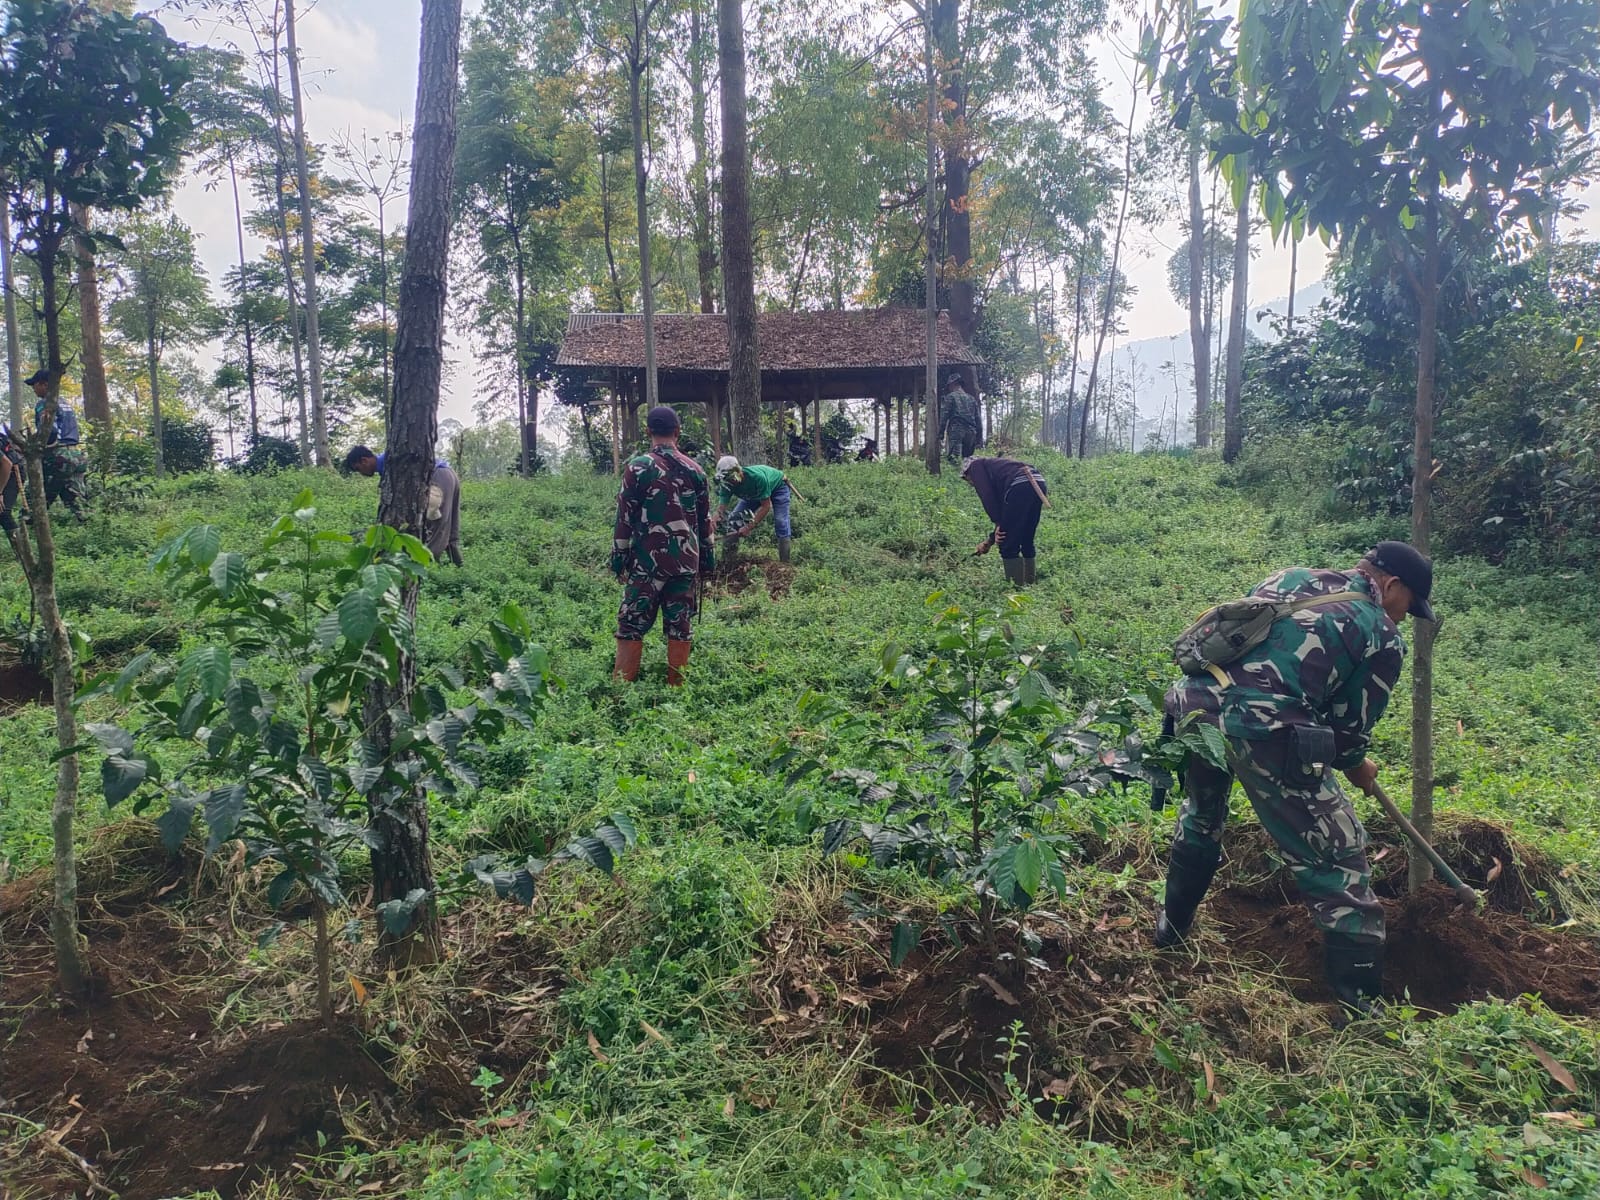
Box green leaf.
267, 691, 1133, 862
178, 645, 232, 701
1197, 723, 1230, 769
85, 722, 134, 755
225, 678, 263, 736
209, 551, 247, 597
102, 753, 151, 806
267, 867, 299, 909
1014, 839, 1044, 901
821, 819, 853, 855
607, 812, 639, 848
202, 783, 246, 851
989, 844, 1020, 909
111, 650, 155, 700
338, 589, 379, 644
563, 835, 615, 875
187, 524, 222, 567
890, 920, 921, 968
376, 889, 430, 936
155, 796, 198, 853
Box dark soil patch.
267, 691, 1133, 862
710, 555, 794, 601
1208, 882, 1600, 1014
0, 838, 563, 1200
0, 651, 49, 707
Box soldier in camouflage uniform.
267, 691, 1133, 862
1156, 541, 1435, 1016
938, 373, 982, 462
611, 406, 713, 686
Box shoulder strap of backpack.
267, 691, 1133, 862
1203, 590, 1369, 690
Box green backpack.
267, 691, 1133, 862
1173, 590, 1365, 686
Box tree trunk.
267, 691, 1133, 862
514, 249, 529, 476
1286, 235, 1297, 335
1222, 157, 1249, 463
1066, 260, 1084, 455
688, 0, 718, 315
148, 337, 164, 477
931, 0, 972, 357
1079, 87, 1138, 460
368, 0, 462, 965
228, 153, 260, 442
71, 204, 111, 459
1407, 230, 1441, 893
379, 193, 391, 425
628, 50, 659, 409
284, 0, 330, 465
1187, 134, 1209, 448
2, 198, 24, 430
719, 0, 762, 462
598, 149, 627, 312
270, 152, 311, 465
923, 7, 941, 476
32, 235, 88, 997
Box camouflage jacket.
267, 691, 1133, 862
1170, 568, 1406, 769
940, 386, 982, 433
611, 444, 711, 580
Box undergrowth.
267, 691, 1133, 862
2, 451, 1598, 1198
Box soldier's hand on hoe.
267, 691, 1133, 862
1343, 758, 1380, 795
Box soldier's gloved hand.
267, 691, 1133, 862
1343, 758, 1380, 795
609, 551, 627, 579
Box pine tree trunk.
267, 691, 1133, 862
932, 0, 971, 354
923, 7, 941, 476
1187, 134, 1209, 448
629, 48, 658, 409
719, 0, 762, 463
2, 198, 24, 429
284, 0, 330, 465
1079, 87, 1138, 460
368, 0, 462, 965
148, 337, 164, 477
1408, 232, 1441, 893
227, 154, 260, 442
688, 0, 718, 315
1222, 158, 1249, 463
71, 204, 112, 460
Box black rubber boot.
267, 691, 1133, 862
1154, 840, 1223, 948
1022, 557, 1037, 584
1002, 556, 1026, 585
778, 537, 791, 563
1324, 932, 1384, 1018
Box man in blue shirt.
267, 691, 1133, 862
345, 444, 463, 566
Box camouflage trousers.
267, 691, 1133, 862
1174, 724, 1384, 941
617, 574, 695, 642
44, 445, 88, 515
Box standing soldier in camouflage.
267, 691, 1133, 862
1155, 541, 1435, 1017
611, 406, 714, 686
938, 373, 982, 462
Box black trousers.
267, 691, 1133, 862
997, 475, 1046, 559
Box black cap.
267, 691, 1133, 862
23, 368, 50, 386
1364, 541, 1434, 621
646, 405, 680, 435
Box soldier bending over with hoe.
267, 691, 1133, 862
1156, 541, 1435, 1017
611, 406, 713, 685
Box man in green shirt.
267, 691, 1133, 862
713, 455, 794, 563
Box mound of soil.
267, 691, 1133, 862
710, 555, 794, 601
1208, 882, 1600, 1013
0, 840, 563, 1200
0, 652, 49, 707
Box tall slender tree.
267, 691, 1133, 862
368, 0, 463, 962
1221, 155, 1249, 462
283, 0, 329, 464
0, 0, 191, 996
720, 0, 762, 462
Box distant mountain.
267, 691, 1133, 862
1103, 281, 1331, 446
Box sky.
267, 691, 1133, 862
141, 0, 1599, 433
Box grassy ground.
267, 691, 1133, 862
2, 450, 1599, 1198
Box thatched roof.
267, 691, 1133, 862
556, 308, 982, 373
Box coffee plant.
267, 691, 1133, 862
79, 491, 632, 1021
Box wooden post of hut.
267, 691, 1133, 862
811, 373, 822, 465
709, 381, 725, 457
911, 376, 921, 456
896, 392, 905, 455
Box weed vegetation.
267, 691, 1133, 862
3, 449, 1599, 1198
